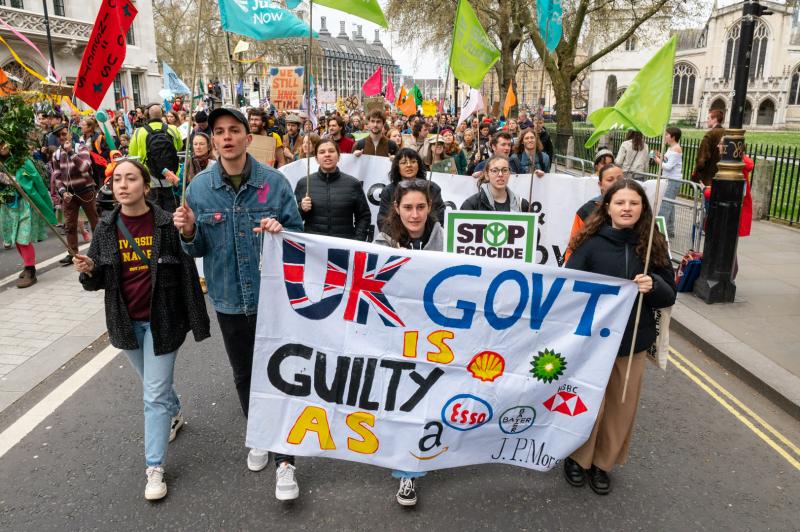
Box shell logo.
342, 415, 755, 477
467, 351, 505, 382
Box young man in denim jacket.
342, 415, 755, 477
173, 108, 304, 501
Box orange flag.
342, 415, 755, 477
0, 67, 15, 96
398, 91, 417, 117
503, 83, 516, 118
395, 85, 407, 107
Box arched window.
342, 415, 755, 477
724, 20, 769, 81
672, 63, 696, 105
625, 35, 638, 51
789, 65, 800, 105
605, 75, 617, 106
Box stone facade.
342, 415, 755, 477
588, 1, 800, 128
0, 0, 162, 110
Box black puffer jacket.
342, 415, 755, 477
294, 167, 371, 240
377, 180, 446, 232
79, 202, 210, 355
566, 224, 676, 357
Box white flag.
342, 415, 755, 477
458, 88, 485, 126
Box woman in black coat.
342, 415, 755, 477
460, 155, 530, 212
294, 139, 371, 240
377, 147, 446, 232
563, 178, 675, 496
74, 159, 209, 501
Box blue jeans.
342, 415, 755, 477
124, 321, 181, 467
392, 470, 427, 479
659, 179, 681, 237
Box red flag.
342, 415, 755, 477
385, 77, 395, 104
74, 0, 138, 110
362, 66, 382, 97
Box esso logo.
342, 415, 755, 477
441, 394, 493, 431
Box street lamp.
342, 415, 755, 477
694, 0, 772, 304
41, 0, 56, 73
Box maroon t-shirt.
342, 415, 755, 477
117, 210, 154, 321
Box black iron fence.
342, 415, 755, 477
560, 128, 800, 225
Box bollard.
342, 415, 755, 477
750, 159, 774, 220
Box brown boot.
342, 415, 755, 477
17, 268, 37, 289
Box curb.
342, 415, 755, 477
670, 300, 800, 422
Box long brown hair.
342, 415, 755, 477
569, 179, 670, 269
514, 128, 542, 155
384, 180, 434, 247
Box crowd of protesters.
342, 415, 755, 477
1, 94, 689, 509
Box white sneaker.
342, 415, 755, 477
275, 462, 299, 501
247, 448, 270, 472
145, 466, 167, 501
169, 411, 184, 443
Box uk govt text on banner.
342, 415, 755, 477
246, 232, 638, 472
445, 211, 538, 262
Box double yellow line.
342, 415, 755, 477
668, 347, 800, 471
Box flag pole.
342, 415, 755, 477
182, 0, 204, 207
224, 32, 237, 106
620, 131, 668, 403
305, 0, 313, 199
528, 22, 549, 205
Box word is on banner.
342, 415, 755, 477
246, 232, 638, 473
270, 66, 303, 111
446, 211, 538, 262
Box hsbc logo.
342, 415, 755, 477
543, 385, 587, 417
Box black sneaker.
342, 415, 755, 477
588, 465, 611, 495
59, 254, 73, 266
563, 457, 586, 487
396, 477, 417, 507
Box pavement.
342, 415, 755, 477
670, 221, 800, 419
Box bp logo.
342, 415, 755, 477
484, 222, 509, 247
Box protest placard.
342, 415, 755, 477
247, 134, 277, 165
445, 211, 538, 262
246, 232, 638, 472
270, 66, 304, 111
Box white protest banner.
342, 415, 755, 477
280, 157, 600, 267
247, 232, 638, 472
445, 211, 538, 262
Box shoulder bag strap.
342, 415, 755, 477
115, 216, 151, 268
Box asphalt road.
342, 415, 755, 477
0, 313, 798, 531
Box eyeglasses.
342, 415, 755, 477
398, 178, 430, 190
487, 167, 511, 176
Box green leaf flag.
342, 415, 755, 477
313, 0, 388, 28
449, 0, 501, 89
411, 84, 424, 106
585, 36, 677, 148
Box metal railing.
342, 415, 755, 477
555, 157, 706, 261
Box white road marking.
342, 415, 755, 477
0, 345, 120, 460
0, 242, 90, 287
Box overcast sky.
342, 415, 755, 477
305, 0, 762, 79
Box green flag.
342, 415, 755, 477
411, 84, 424, 106
585, 36, 677, 148
313, 0, 388, 28
449, 0, 500, 89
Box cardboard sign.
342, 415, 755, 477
430, 158, 458, 175
270, 66, 303, 111
318, 90, 336, 104
445, 211, 538, 262
247, 134, 277, 165
363, 96, 385, 115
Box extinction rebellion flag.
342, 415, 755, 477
74, 0, 137, 110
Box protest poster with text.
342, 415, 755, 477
247, 233, 638, 471
281, 156, 600, 267
270, 66, 304, 111
445, 211, 538, 262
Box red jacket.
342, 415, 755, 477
336, 135, 355, 154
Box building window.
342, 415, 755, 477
1, 0, 25, 8
672, 62, 696, 105
724, 20, 769, 81
113, 74, 123, 105
126, 25, 135, 46
790, 66, 800, 105
625, 35, 638, 51
53, 0, 64, 16
131, 73, 141, 107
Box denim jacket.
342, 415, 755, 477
181, 154, 303, 315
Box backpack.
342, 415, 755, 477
143, 123, 179, 178
675, 250, 702, 292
